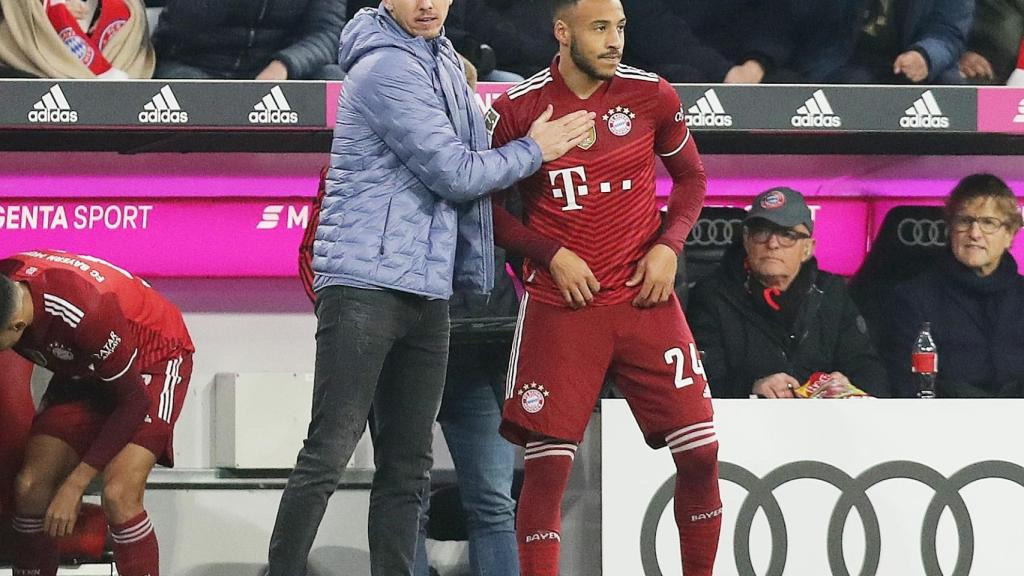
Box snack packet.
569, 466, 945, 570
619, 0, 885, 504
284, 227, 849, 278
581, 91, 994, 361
793, 372, 872, 399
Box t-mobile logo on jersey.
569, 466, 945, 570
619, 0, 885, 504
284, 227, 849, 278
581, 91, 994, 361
548, 166, 632, 212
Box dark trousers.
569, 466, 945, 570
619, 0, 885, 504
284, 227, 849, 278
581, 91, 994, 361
268, 285, 450, 576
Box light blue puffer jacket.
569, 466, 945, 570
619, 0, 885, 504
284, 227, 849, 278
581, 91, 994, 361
313, 5, 542, 299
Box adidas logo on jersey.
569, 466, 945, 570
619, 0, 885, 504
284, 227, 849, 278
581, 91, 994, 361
28, 85, 78, 123
685, 89, 732, 127
900, 90, 949, 129
248, 85, 299, 124
791, 89, 842, 128
138, 85, 189, 124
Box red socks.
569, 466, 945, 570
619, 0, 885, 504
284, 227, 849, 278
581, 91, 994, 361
667, 422, 722, 576
110, 511, 159, 576
516, 439, 577, 576
13, 515, 59, 576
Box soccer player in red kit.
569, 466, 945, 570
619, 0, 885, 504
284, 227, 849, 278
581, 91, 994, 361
487, 0, 722, 574
0, 249, 194, 576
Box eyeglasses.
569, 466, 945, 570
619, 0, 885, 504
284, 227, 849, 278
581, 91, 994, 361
745, 226, 811, 248
950, 215, 1009, 234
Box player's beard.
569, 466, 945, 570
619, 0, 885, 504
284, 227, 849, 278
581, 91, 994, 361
569, 38, 615, 81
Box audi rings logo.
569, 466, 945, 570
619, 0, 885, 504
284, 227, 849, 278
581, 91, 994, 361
687, 218, 743, 247
639, 460, 1024, 576
897, 218, 947, 247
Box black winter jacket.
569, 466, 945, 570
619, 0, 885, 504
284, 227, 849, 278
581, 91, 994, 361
886, 253, 1024, 398
154, 0, 346, 78
687, 247, 889, 399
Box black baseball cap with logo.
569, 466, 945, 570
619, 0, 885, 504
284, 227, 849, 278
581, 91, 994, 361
745, 187, 814, 234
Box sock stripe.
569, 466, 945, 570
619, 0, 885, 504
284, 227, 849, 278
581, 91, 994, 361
525, 441, 577, 453
665, 421, 714, 444
111, 518, 153, 543
12, 516, 45, 533
524, 448, 577, 461
666, 428, 716, 450
669, 434, 719, 454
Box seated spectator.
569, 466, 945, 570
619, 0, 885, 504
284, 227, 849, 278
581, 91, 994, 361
821, 0, 974, 84
444, 0, 552, 81
886, 174, 1024, 397
619, 0, 802, 83
152, 0, 346, 80
0, 0, 153, 78
961, 0, 1024, 84
687, 187, 889, 399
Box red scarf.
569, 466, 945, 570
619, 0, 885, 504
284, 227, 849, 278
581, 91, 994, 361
43, 0, 129, 75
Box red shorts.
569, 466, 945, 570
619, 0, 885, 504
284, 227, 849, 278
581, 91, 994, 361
32, 354, 193, 468
501, 293, 713, 448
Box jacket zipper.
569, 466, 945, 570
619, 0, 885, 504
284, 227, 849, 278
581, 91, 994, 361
234, 0, 272, 71
379, 199, 393, 255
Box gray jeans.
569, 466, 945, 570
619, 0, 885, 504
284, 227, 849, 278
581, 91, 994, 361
268, 285, 450, 576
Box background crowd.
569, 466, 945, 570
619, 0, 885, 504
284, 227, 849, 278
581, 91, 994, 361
0, 0, 1023, 84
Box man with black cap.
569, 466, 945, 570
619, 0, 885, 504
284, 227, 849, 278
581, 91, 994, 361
687, 187, 889, 399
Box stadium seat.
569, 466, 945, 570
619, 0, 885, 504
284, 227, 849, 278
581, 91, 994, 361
678, 206, 746, 306
848, 205, 948, 348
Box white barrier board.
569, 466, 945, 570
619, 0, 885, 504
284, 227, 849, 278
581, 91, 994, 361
601, 399, 1024, 575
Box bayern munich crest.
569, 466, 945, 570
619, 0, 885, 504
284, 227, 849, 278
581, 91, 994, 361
518, 381, 549, 414
761, 190, 787, 209
603, 106, 635, 136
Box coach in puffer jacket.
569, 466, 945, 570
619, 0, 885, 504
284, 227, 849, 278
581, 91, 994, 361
266, 4, 557, 574
152, 0, 346, 79
315, 5, 543, 299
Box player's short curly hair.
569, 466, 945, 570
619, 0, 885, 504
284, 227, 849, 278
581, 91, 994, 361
0, 274, 17, 328
551, 0, 583, 19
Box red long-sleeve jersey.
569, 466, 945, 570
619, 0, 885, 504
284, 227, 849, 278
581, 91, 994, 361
489, 59, 706, 306
0, 250, 193, 469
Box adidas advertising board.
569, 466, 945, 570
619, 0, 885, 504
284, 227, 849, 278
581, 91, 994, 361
248, 85, 299, 124
28, 85, 78, 123
899, 90, 949, 129
791, 89, 842, 128
139, 85, 189, 124
684, 89, 732, 127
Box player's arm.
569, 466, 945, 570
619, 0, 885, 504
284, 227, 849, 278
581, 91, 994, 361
628, 81, 707, 308
488, 97, 600, 308
44, 298, 148, 537
299, 167, 327, 305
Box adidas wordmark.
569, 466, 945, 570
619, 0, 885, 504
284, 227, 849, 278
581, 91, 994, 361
685, 89, 732, 127
28, 85, 78, 123
900, 90, 949, 129
139, 85, 189, 124
249, 85, 298, 124
791, 89, 841, 128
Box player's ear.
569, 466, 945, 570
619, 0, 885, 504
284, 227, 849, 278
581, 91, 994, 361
802, 239, 815, 262
554, 19, 570, 46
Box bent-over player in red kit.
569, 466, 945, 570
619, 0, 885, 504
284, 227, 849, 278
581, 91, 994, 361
0, 249, 194, 576
487, 0, 722, 574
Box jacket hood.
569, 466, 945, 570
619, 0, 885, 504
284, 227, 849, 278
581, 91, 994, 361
338, 4, 440, 72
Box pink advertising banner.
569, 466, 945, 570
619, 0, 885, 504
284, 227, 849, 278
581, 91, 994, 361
977, 88, 1024, 134
1, 195, 876, 277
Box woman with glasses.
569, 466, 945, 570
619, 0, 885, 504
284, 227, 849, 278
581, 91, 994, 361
687, 187, 889, 400
886, 174, 1024, 397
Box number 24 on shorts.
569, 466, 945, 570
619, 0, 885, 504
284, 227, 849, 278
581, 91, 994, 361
664, 343, 707, 388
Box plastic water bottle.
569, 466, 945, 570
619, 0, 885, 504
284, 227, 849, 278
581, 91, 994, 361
911, 322, 938, 399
